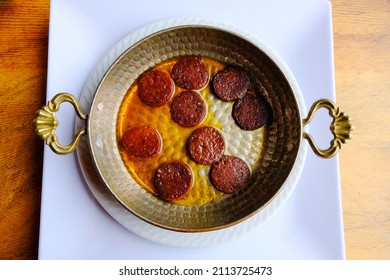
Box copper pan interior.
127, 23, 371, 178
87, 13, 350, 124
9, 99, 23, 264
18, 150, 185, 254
87, 25, 301, 232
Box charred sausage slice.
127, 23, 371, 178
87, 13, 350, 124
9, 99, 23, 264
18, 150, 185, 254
187, 126, 225, 165
232, 93, 269, 130
122, 126, 162, 159
171, 56, 209, 90
154, 161, 193, 201
210, 155, 250, 194
212, 66, 251, 101
170, 90, 206, 127
138, 69, 174, 107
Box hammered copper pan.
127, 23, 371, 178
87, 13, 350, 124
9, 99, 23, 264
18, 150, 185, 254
34, 24, 352, 232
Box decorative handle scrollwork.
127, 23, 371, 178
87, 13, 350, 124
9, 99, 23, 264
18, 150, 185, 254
34, 93, 87, 155
303, 99, 352, 158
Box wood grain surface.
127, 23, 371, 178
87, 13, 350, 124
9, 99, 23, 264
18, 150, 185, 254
332, 0, 390, 259
0, 0, 389, 260
0, 0, 48, 259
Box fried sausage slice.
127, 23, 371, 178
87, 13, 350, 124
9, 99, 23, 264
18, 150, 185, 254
122, 126, 162, 159
232, 93, 269, 130
171, 56, 209, 90
154, 161, 193, 201
170, 90, 206, 127
138, 69, 174, 107
210, 155, 250, 194
212, 66, 251, 101
187, 126, 225, 165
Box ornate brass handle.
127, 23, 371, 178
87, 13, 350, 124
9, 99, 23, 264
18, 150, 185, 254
303, 99, 352, 158
34, 93, 87, 155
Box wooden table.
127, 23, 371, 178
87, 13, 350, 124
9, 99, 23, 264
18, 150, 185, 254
1, 0, 389, 260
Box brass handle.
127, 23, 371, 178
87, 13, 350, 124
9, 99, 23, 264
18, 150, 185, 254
34, 93, 87, 155
302, 99, 352, 158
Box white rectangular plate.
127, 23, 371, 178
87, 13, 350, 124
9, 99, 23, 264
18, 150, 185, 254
39, 0, 345, 259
